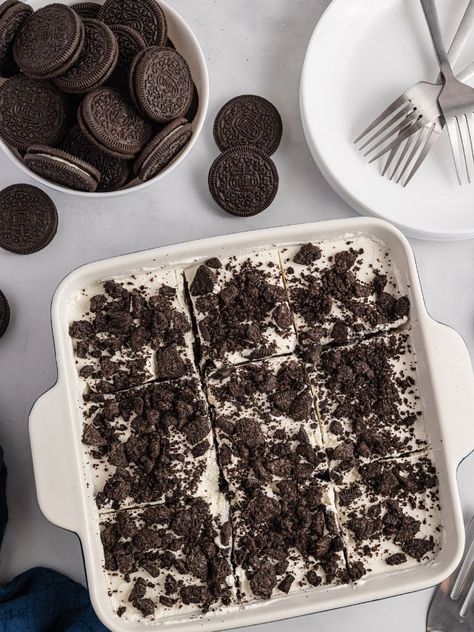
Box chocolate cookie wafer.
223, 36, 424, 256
133, 117, 192, 181
0, 1, 32, 76
130, 46, 193, 123
24, 145, 101, 192
0, 289, 9, 338
72, 2, 100, 19
13, 4, 85, 79
0, 184, 58, 254
208, 146, 279, 216
63, 125, 130, 191
0, 76, 68, 150
78, 87, 152, 159
214, 95, 283, 155
99, 0, 167, 47
54, 18, 118, 94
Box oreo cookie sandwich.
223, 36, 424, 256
109, 24, 146, 91
24, 145, 101, 192
71, 2, 100, 19
78, 87, 152, 159
99, 0, 167, 47
13, 4, 85, 79
0, 183, 58, 254
0, 0, 32, 76
214, 95, 283, 155
63, 126, 130, 192
0, 289, 10, 338
208, 146, 279, 217
129, 46, 193, 123
133, 117, 192, 181
54, 18, 118, 94
0, 75, 68, 150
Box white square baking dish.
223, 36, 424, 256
29, 217, 474, 632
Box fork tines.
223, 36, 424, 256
354, 94, 423, 161
445, 113, 474, 185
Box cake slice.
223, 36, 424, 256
206, 355, 328, 488
81, 376, 218, 511
280, 235, 409, 348
207, 356, 347, 600
69, 268, 195, 394
100, 493, 236, 621
185, 250, 297, 369
310, 332, 428, 476
230, 476, 348, 601
334, 451, 441, 580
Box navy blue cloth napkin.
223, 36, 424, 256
0, 447, 108, 631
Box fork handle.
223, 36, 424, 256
447, 0, 474, 66
421, 0, 457, 81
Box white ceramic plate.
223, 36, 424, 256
300, 0, 474, 241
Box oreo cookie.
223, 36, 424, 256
133, 117, 192, 181
208, 146, 279, 217
78, 87, 152, 159
109, 24, 146, 91
0, 1, 32, 76
0, 288, 9, 338
24, 145, 101, 192
0, 76, 68, 150
214, 95, 283, 155
72, 2, 100, 19
13, 4, 85, 79
0, 184, 58, 254
130, 46, 193, 123
54, 19, 118, 94
63, 125, 130, 192
99, 0, 167, 47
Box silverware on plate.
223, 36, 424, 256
421, 0, 474, 184
427, 516, 474, 631
355, 0, 474, 186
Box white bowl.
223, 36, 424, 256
0, 0, 209, 198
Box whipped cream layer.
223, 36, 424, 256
82, 376, 219, 511
280, 236, 409, 347
68, 268, 195, 394
185, 250, 297, 369
334, 451, 441, 580
311, 332, 428, 476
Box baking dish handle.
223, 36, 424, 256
29, 383, 84, 534
428, 322, 474, 467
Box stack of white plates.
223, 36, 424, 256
300, 0, 474, 241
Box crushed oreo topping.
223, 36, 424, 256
312, 333, 427, 471
283, 238, 410, 345
70, 277, 193, 393
101, 498, 232, 617
186, 253, 296, 368
83, 377, 212, 510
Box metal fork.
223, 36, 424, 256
355, 0, 474, 185
421, 0, 474, 184
384, 60, 474, 186
427, 516, 474, 631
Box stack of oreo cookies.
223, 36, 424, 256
0, 0, 198, 192
209, 95, 283, 216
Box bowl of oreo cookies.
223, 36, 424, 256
0, 0, 208, 195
